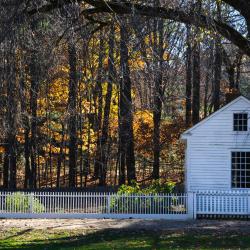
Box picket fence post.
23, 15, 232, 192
29, 193, 34, 213
248, 192, 250, 216
107, 193, 111, 214
188, 192, 196, 219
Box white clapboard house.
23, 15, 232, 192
181, 96, 250, 192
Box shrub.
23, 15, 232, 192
144, 179, 175, 194
110, 180, 176, 214
117, 179, 175, 195
5, 192, 45, 213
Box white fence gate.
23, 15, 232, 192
0, 191, 249, 220
0, 192, 194, 220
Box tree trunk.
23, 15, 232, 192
56, 123, 65, 188
191, 1, 201, 125
185, 24, 192, 127
99, 25, 115, 186
213, 38, 222, 111
94, 31, 104, 179
3, 50, 17, 189
29, 54, 39, 189
152, 18, 164, 180
68, 41, 78, 188
192, 42, 200, 125
19, 77, 30, 189
213, 2, 222, 111
119, 20, 136, 185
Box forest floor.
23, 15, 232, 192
0, 219, 250, 249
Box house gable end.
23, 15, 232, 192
181, 96, 250, 139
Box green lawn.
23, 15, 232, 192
0, 228, 249, 249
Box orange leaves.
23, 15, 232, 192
16, 134, 25, 144
0, 146, 5, 153
16, 128, 27, 145
133, 110, 154, 158
133, 110, 186, 160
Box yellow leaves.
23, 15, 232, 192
133, 110, 153, 133
53, 131, 63, 142
103, 57, 109, 70
37, 156, 46, 164
163, 52, 170, 61
129, 58, 145, 70
78, 128, 97, 154
80, 100, 93, 114
49, 77, 69, 106
43, 144, 61, 154
59, 65, 70, 73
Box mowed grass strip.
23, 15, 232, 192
0, 228, 250, 250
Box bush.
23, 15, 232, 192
117, 179, 175, 195
110, 180, 176, 214
5, 192, 45, 213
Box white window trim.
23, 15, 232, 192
230, 149, 250, 190
232, 112, 249, 133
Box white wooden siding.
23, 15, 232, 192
183, 97, 250, 192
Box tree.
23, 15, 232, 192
98, 25, 115, 186
3, 43, 18, 189
68, 40, 78, 188
213, 1, 222, 111
192, 2, 201, 125
29, 53, 40, 189
152, 13, 164, 180
185, 25, 192, 127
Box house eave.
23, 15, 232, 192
181, 133, 192, 140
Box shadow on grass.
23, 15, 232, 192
1, 227, 250, 250
0, 229, 154, 250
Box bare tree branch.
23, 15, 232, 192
27, 0, 250, 57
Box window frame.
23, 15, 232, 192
233, 112, 248, 132
231, 150, 250, 190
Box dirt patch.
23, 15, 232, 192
1, 219, 250, 233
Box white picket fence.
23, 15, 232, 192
0, 192, 194, 220
0, 190, 249, 220
196, 190, 250, 216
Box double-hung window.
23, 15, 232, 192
232, 152, 250, 188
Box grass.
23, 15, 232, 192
0, 228, 250, 249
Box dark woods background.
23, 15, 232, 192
0, 0, 249, 190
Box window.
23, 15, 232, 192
232, 152, 250, 188
233, 113, 248, 131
